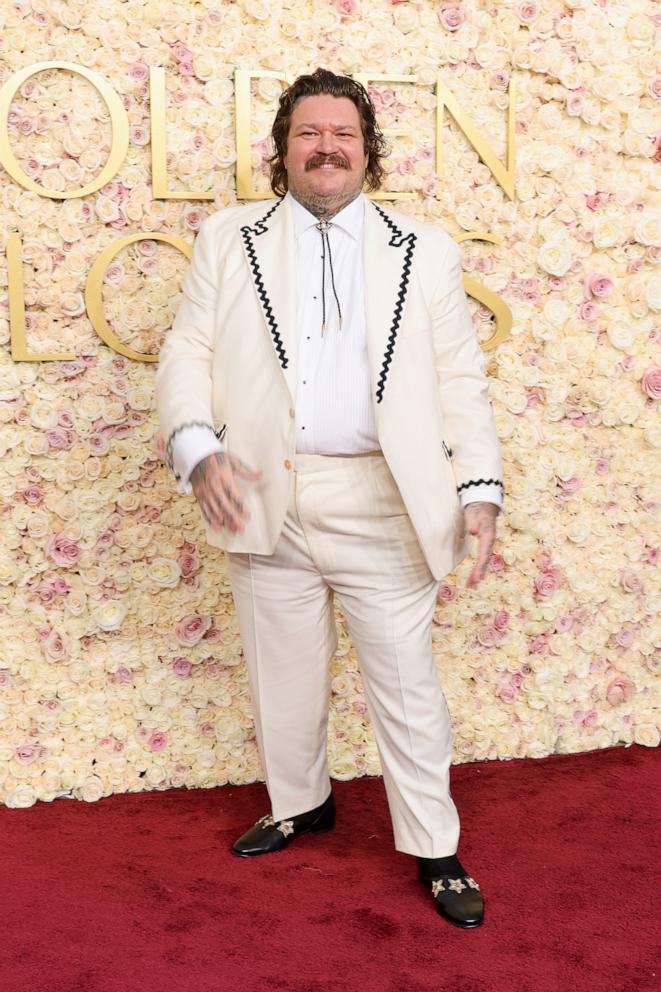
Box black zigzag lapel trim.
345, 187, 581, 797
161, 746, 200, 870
373, 205, 417, 404
240, 199, 288, 371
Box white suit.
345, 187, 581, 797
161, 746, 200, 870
155, 194, 504, 856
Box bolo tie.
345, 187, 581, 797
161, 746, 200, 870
315, 219, 343, 336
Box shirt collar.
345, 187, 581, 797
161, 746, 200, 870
287, 190, 364, 242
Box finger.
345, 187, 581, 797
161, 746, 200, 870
220, 480, 250, 524
229, 456, 262, 481
467, 533, 494, 586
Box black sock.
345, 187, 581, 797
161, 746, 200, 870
417, 854, 466, 877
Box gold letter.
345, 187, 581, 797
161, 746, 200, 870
353, 74, 418, 202
234, 69, 288, 201
437, 76, 516, 200
455, 232, 512, 351
150, 67, 214, 201
0, 61, 128, 199
7, 233, 76, 361
85, 233, 192, 362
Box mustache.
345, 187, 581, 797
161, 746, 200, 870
305, 154, 350, 171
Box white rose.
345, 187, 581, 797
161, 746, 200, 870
644, 276, 661, 312
150, 558, 181, 589
5, 783, 37, 808
73, 775, 105, 802
565, 518, 591, 544
633, 724, 660, 748
606, 321, 636, 351
543, 299, 572, 327
94, 601, 128, 631
633, 211, 661, 248
537, 241, 572, 276
593, 216, 623, 249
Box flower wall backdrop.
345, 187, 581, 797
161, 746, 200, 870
0, 0, 659, 808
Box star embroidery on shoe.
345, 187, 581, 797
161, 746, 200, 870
466, 876, 480, 890
448, 878, 466, 893
431, 879, 445, 897
276, 819, 295, 837
257, 814, 274, 829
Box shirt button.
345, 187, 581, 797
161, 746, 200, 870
284, 459, 292, 470
289, 408, 295, 418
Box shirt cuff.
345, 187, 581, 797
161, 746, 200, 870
169, 425, 224, 494
460, 483, 505, 513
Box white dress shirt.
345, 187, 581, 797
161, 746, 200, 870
168, 193, 503, 511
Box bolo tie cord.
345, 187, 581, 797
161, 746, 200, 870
316, 220, 343, 336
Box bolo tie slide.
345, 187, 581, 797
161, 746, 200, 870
315, 219, 343, 336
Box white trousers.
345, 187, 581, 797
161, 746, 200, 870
226, 451, 461, 857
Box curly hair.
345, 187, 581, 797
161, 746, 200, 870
268, 68, 388, 196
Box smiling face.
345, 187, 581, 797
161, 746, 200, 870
283, 93, 369, 217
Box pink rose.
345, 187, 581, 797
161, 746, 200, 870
595, 458, 610, 475
646, 547, 659, 565
437, 582, 458, 603
175, 614, 212, 647
43, 629, 69, 662
22, 484, 43, 504
44, 533, 81, 567
555, 614, 573, 633
15, 744, 44, 764
201, 722, 216, 737
645, 77, 661, 100
115, 666, 133, 684
516, 0, 539, 21
606, 675, 634, 705
578, 301, 598, 321
46, 427, 75, 450
585, 191, 611, 211
172, 655, 193, 678
556, 475, 581, 496
641, 366, 661, 399
535, 568, 563, 597
613, 625, 636, 649
529, 633, 550, 655
182, 206, 204, 231
583, 272, 613, 299
619, 568, 642, 594
477, 625, 499, 647
488, 554, 505, 572
148, 731, 168, 752
438, 3, 467, 31
494, 610, 510, 631
126, 61, 149, 83
335, 0, 357, 14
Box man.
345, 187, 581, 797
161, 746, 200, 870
155, 68, 504, 928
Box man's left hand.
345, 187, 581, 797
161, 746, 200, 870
463, 501, 500, 589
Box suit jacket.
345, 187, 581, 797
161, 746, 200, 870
155, 194, 504, 581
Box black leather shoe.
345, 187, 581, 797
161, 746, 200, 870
419, 866, 485, 928
232, 791, 336, 857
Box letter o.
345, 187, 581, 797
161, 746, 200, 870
85, 233, 192, 362
0, 61, 129, 199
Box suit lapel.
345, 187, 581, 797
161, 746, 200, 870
240, 197, 297, 399
363, 200, 418, 405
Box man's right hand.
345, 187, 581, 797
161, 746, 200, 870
190, 452, 262, 533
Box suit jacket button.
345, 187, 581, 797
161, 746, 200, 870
284, 459, 292, 470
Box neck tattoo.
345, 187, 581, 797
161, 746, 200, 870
291, 188, 362, 221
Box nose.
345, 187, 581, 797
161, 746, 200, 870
317, 128, 337, 154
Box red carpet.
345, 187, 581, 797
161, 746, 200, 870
1, 743, 658, 992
